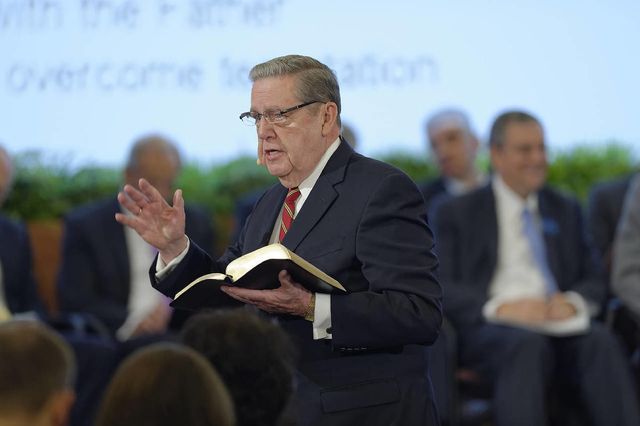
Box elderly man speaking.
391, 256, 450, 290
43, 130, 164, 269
116, 54, 442, 426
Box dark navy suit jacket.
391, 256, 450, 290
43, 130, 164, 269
587, 174, 634, 276
419, 177, 448, 208
0, 214, 41, 314
56, 197, 214, 335
155, 141, 443, 425
435, 184, 606, 331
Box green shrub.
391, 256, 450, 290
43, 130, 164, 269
2, 143, 637, 222
547, 142, 636, 201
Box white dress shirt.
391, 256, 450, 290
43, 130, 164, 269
117, 211, 168, 340
483, 175, 589, 336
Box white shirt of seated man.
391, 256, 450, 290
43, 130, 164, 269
483, 175, 590, 336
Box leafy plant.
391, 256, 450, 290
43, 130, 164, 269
547, 142, 637, 201
2, 143, 637, 224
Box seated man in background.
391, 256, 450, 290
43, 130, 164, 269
181, 309, 296, 426
435, 110, 640, 426
419, 108, 486, 216
0, 144, 43, 321
612, 173, 640, 352
0, 320, 76, 426
56, 135, 215, 340
587, 173, 634, 276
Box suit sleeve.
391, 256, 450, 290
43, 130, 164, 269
564, 198, 607, 308
330, 172, 442, 350
8, 222, 43, 314
434, 200, 488, 328
185, 206, 217, 257
56, 217, 127, 331
612, 177, 640, 317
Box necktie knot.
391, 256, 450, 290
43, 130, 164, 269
279, 187, 300, 242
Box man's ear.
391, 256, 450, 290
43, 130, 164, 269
48, 389, 75, 426
321, 102, 339, 136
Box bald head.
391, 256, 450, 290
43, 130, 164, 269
125, 135, 182, 201
0, 145, 14, 205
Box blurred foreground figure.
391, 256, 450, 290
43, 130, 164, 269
0, 320, 76, 426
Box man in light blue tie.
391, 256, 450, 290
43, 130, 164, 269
435, 110, 640, 426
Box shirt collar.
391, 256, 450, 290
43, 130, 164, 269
297, 137, 341, 198
444, 172, 489, 196
492, 173, 538, 215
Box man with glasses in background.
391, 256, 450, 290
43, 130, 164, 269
116, 54, 442, 425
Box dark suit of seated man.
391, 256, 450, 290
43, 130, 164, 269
116, 55, 443, 426
587, 174, 634, 277
0, 145, 43, 320
612, 174, 640, 355
435, 110, 640, 426
56, 135, 214, 339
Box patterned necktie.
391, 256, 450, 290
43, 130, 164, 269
279, 187, 301, 242
522, 207, 557, 295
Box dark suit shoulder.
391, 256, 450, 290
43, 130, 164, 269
64, 197, 119, 224
539, 186, 582, 211
438, 184, 492, 211
0, 213, 26, 236
590, 175, 633, 200
419, 177, 447, 204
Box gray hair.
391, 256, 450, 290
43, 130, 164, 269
249, 55, 342, 126
426, 108, 475, 138
489, 110, 541, 148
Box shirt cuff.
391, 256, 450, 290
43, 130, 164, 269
155, 237, 191, 280
312, 293, 332, 340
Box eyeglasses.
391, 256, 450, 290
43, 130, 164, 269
239, 101, 320, 126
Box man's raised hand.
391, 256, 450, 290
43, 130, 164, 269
115, 178, 188, 263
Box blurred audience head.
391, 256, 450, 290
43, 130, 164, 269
489, 110, 547, 198
95, 342, 235, 426
125, 134, 182, 201
0, 144, 15, 206
181, 309, 297, 426
341, 122, 359, 149
0, 320, 76, 426
426, 108, 479, 180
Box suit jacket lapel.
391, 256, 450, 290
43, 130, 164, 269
282, 141, 351, 251
243, 186, 287, 252
482, 186, 499, 275
106, 198, 131, 290
538, 189, 562, 286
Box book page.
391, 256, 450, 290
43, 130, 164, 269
225, 244, 345, 291
174, 272, 228, 299
225, 244, 290, 281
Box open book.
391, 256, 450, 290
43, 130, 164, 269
170, 243, 346, 311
